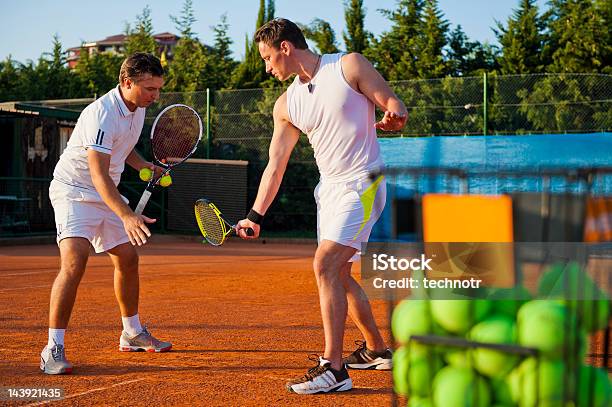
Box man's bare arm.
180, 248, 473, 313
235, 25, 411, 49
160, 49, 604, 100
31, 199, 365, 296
237, 92, 300, 237
342, 53, 408, 131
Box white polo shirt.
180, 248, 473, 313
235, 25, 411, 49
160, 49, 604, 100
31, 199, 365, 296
53, 86, 145, 195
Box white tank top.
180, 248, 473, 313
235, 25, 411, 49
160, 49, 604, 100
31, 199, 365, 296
286, 53, 383, 183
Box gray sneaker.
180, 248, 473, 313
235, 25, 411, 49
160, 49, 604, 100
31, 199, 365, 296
119, 326, 172, 352
40, 342, 73, 375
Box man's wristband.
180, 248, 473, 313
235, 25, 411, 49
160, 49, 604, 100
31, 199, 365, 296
247, 209, 264, 225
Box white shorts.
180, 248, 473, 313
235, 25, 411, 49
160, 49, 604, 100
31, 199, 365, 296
315, 175, 386, 262
49, 180, 130, 253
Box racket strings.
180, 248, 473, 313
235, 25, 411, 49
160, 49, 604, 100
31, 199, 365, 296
152, 106, 201, 163
195, 202, 227, 245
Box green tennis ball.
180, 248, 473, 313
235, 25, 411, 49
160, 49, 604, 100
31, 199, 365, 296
393, 345, 443, 397
139, 167, 153, 181
430, 299, 492, 335
409, 352, 443, 397
518, 301, 573, 358
443, 348, 472, 368
576, 364, 611, 407
393, 346, 410, 395
408, 396, 433, 407
538, 261, 610, 333
491, 376, 514, 406
516, 357, 569, 407
489, 286, 532, 319
469, 315, 518, 378
159, 174, 172, 187
392, 300, 432, 344
433, 366, 491, 407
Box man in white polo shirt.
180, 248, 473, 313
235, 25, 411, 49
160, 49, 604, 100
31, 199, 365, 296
41, 53, 172, 375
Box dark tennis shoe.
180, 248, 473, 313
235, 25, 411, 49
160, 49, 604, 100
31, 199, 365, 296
343, 340, 392, 370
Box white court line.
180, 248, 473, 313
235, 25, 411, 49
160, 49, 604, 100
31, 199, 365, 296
24, 378, 145, 406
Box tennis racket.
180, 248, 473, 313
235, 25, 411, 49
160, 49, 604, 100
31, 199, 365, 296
134, 104, 202, 215
194, 199, 254, 246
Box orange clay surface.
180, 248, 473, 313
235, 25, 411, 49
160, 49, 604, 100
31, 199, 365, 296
0, 236, 393, 406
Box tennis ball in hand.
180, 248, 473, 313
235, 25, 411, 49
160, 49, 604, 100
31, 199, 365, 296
159, 174, 172, 187
139, 167, 153, 181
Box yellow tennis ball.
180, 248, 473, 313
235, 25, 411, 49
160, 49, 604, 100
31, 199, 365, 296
159, 174, 172, 187
139, 167, 153, 181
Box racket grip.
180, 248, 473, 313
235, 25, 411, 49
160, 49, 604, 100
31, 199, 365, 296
135, 190, 152, 215
246, 228, 254, 236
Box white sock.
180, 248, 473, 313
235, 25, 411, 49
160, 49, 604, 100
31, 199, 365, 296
122, 314, 143, 337
48, 328, 65, 349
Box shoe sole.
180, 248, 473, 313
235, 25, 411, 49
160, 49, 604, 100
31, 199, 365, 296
119, 345, 172, 353
288, 378, 353, 395
346, 360, 392, 370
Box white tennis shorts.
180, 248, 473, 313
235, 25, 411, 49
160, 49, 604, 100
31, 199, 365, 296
49, 180, 130, 253
315, 175, 386, 262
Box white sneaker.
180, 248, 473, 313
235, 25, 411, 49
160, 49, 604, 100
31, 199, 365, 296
286, 356, 353, 394
40, 342, 73, 375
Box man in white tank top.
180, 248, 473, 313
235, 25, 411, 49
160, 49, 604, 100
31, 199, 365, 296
40, 54, 172, 375
236, 18, 407, 394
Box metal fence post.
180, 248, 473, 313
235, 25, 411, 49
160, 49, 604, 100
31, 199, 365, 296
483, 72, 488, 136
206, 88, 211, 159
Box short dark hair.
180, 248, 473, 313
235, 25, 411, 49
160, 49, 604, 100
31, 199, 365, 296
119, 52, 164, 83
254, 18, 308, 50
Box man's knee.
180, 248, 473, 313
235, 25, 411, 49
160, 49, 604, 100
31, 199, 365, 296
110, 244, 139, 274
58, 238, 89, 279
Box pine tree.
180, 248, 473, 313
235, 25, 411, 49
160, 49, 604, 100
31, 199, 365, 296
448, 25, 499, 76
230, 0, 269, 88
494, 0, 547, 74
548, 0, 610, 73
125, 5, 158, 56
166, 0, 207, 91
208, 14, 237, 89
300, 19, 340, 54
266, 0, 275, 22
416, 0, 448, 78
343, 0, 370, 53
170, 0, 197, 40
364, 0, 423, 80
0, 56, 20, 102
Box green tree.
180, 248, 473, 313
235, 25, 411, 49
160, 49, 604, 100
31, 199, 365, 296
165, 0, 208, 92
494, 0, 547, 74
230, 0, 269, 88
42, 34, 79, 99
448, 26, 499, 76
300, 19, 340, 54
125, 5, 157, 56
548, 0, 610, 73
415, 0, 448, 78
266, 0, 275, 22
170, 0, 197, 40
343, 0, 370, 53
74, 48, 123, 97
365, 0, 423, 80
0, 56, 20, 102
208, 14, 237, 89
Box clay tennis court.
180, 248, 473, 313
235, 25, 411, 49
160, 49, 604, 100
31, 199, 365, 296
0, 237, 393, 406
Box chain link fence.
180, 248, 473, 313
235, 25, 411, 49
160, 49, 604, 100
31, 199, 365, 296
2, 73, 610, 237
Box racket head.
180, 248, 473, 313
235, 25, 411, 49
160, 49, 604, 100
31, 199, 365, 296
150, 104, 202, 167
194, 199, 230, 246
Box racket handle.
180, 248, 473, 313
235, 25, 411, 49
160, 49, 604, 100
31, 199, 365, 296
135, 190, 152, 215
246, 228, 254, 236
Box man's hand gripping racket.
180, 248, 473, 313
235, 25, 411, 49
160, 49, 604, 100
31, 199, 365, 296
194, 199, 254, 246
134, 104, 202, 215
